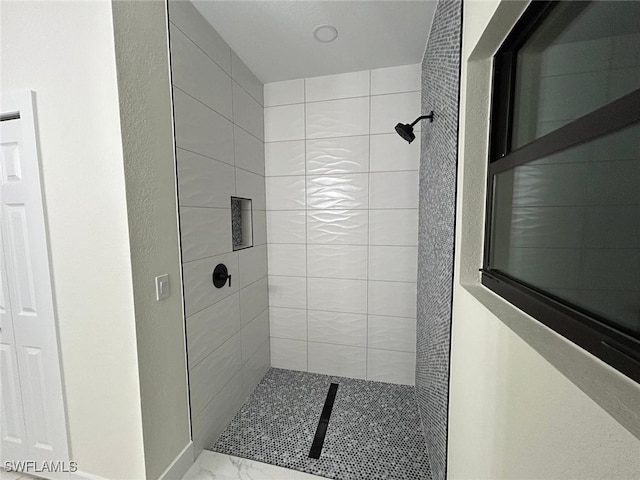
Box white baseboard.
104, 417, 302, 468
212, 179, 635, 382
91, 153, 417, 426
158, 442, 194, 480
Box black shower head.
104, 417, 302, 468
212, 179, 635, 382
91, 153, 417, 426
395, 111, 435, 143
395, 122, 416, 143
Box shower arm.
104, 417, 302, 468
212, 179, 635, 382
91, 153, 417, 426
410, 112, 435, 127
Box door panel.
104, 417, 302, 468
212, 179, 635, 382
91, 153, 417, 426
0, 227, 28, 460
0, 91, 69, 466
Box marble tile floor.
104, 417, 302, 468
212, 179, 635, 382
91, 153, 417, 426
0, 470, 43, 480
1, 453, 324, 480
182, 451, 328, 480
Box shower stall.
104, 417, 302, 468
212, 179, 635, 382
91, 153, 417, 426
168, 1, 461, 479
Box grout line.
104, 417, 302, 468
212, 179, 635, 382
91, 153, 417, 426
173, 85, 264, 145
185, 275, 268, 319
267, 276, 420, 284
182, 244, 265, 266
264, 168, 421, 178
175, 145, 234, 168
303, 77, 310, 373
268, 304, 416, 319
262, 89, 421, 108
173, 84, 234, 124
268, 207, 418, 213
269, 337, 417, 354
190, 306, 268, 373
366, 69, 372, 381
271, 243, 417, 248
170, 20, 264, 108
264, 131, 423, 144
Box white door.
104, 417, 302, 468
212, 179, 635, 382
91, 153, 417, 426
1, 222, 28, 461
0, 91, 69, 468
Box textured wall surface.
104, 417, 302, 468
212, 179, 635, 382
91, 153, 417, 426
112, 2, 192, 478
263, 67, 422, 385
0, 2, 148, 478
168, 0, 270, 455
415, 1, 462, 479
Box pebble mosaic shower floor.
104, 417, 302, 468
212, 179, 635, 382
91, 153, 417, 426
210, 368, 432, 480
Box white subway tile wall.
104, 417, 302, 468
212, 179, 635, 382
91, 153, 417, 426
169, 0, 269, 454
265, 66, 421, 385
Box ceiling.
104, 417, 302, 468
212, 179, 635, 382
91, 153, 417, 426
192, 1, 437, 84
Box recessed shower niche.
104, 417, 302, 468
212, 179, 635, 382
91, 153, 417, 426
231, 196, 253, 251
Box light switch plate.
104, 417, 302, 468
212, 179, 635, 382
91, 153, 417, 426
155, 274, 170, 301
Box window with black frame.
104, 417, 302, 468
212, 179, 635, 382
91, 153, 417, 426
483, 1, 640, 382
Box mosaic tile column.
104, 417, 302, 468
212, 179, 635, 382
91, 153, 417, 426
416, 1, 463, 480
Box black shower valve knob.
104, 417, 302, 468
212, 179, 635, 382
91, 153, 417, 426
212, 263, 232, 288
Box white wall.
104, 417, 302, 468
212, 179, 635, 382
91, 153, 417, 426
264, 66, 421, 385
168, 0, 270, 455
449, 0, 640, 478
111, 2, 192, 479
0, 2, 146, 478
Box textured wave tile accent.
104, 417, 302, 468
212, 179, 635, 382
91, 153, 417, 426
211, 368, 432, 480
266, 176, 306, 210
307, 244, 367, 280
193, 372, 243, 453
265, 79, 305, 107
306, 174, 369, 210
367, 315, 417, 353
187, 293, 241, 369
267, 244, 307, 277
183, 252, 239, 316
239, 277, 268, 326
179, 207, 231, 262
370, 92, 421, 135
368, 245, 418, 282
269, 307, 307, 341
306, 136, 369, 175
173, 88, 234, 164
270, 338, 307, 371
367, 349, 415, 385
268, 276, 306, 309
233, 83, 264, 140
168, 2, 231, 74
369, 171, 419, 209
240, 310, 270, 363
242, 340, 271, 398
307, 310, 367, 347
177, 149, 236, 208
306, 210, 368, 245
265, 140, 306, 176
370, 133, 420, 172
308, 343, 366, 379
234, 126, 265, 175
305, 70, 370, 103
266, 211, 306, 244
231, 52, 264, 106
308, 278, 367, 314
190, 334, 242, 417
371, 64, 421, 96
369, 209, 419, 246
238, 245, 268, 288
170, 25, 233, 119
368, 281, 417, 318
236, 169, 266, 210
264, 104, 305, 142
306, 97, 369, 139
